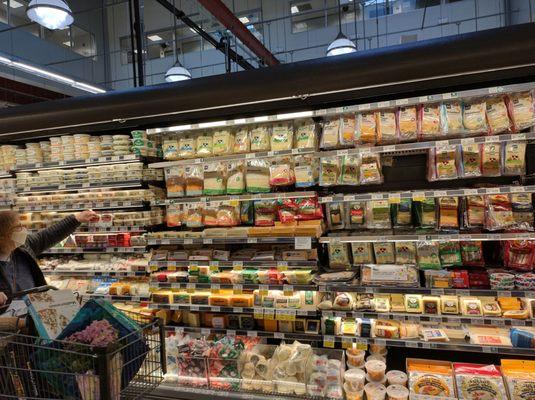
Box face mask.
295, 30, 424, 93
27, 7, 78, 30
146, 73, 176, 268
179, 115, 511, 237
11, 228, 28, 248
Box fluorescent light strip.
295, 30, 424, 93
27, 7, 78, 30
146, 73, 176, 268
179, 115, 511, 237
254, 116, 269, 122
0, 54, 106, 94
276, 111, 313, 120
198, 120, 227, 128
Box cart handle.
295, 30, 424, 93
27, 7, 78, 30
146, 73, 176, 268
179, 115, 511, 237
0, 285, 58, 314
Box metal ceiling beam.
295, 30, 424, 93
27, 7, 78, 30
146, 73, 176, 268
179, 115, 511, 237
155, 0, 254, 70
197, 0, 279, 67
0, 76, 68, 105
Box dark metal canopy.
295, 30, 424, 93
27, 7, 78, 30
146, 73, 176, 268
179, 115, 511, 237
1, 23, 535, 141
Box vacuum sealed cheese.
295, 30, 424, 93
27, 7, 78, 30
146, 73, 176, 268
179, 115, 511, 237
179, 136, 196, 158
246, 159, 270, 193
196, 134, 213, 157
203, 163, 226, 196
398, 106, 418, 142
481, 143, 502, 177
461, 143, 482, 178
508, 91, 535, 131
294, 155, 318, 187
340, 114, 357, 147
377, 110, 398, 144
185, 165, 203, 196
454, 363, 508, 400
339, 155, 360, 185
438, 196, 459, 230
419, 104, 444, 141
430, 145, 460, 181
443, 102, 464, 136
502, 141, 526, 175
328, 242, 351, 269
486, 194, 514, 231
357, 112, 377, 145
321, 117, 341, 149
408, 359, 455, 398
360, 154, 383, 184
250, 125, 271, 152
486, 96, 512, 134
226, 161, 245, 195
163, 138, 179, 160
463, 100, 488, 134
320, 157, 340, 186
164, 166, 185, 197
351, 242, 374, 264
233, 128, 250, 153
501, 359, 535, 400
212, 129, 234, 156
295, 120, 317, 149
270, 123, 293, 151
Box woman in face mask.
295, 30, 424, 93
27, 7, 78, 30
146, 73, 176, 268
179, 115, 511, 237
0, 210, 97, 306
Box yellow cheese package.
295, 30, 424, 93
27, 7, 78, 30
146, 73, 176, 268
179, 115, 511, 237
164, 166, 185, 198
270, 123, 293, 151
407, 359, 456, 398
461, 144, 482, 178
501, 359, 535, 400
294, 120, 317, 149
377, 110, 398, 144
508, 91, 535, 132
340, 114, 357, 147
294, 155, 318, 188
502, 141, 526, 176
360, 154, 383, 185
398, 106, 418, 142
185, 165, 203, 196
178, 136, 196, 158
250, 125, 271, 152
357, 112, 377, 145
486, 96, 512, 134
321, 117, 341, 149
212, 129, 234, 156
233, 127, 250, 153
328, 242, 351, 269
443, 102, 464, 136
269, 160, 295, 186
196, 133, 213, 157
419, 103, 445, 140
319, 156, 340, 186
462, 100, 488, 135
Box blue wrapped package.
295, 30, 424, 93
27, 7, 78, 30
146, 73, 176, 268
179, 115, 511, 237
510, 328, 535, 348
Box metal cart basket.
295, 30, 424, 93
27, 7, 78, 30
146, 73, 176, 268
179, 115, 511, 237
0, 301, 166, 400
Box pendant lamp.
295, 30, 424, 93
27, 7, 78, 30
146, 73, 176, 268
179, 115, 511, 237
165, 0, 191, 83
27, 0, 73, 30
326, 0, 356, 56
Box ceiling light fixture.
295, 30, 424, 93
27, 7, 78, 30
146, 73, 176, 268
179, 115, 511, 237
3, 0, 24, 8
166, 0, 191, 83
148, 34, 164, 42
27, 0, 74, 30
0, 53, 106, 93
290, 5, 299, 14
326, 0, 356, 56
239, 16, 250, 24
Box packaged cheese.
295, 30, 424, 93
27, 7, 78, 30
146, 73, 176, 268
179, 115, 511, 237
481, 143, 501, 177
319, 156, 340, 186
196, 134, 213, 157
162, 138, 179, 160
407, 359, 455, 398
226, 161, 245, 194
486, 96, 511, 134
250, 125, 270, 152
294, 120, 317, 149
417, 242, 441, 270
185, 165, 203, 196
454, 363, 507, 400
294, 155, 318, 187
377, 110, 398, 144
398, 106, 418, 142
351, 242, 374, 264
443, 102, 463, 136
328, 242, 351, 269
269, 160, 295, 186
357, 112, 377, 145
502, 141, 526, 176
164, 166, 185, 197
233, 128, 250, 153
360, 154, 383, 184
340, 114, 356, 146
461, 144, 482, 178
246, 159, 270, 193
212, 129, 233, 155
501, 359, 535, 400
178, 136, 196, 158
321, 117, 341, 149
508, 91, 535, 131
339, 155, 360, 185
463, 100, 488, 134
432, 145, 460, 180
203, 162, 226, 195
419, 104, 444, 140
270, 123, 293, 151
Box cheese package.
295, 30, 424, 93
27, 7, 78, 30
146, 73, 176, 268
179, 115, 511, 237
366, 200, 391, 230
501, 359, 535, 400
377, 110, 398, 144
338, 155, 360, 185
419, 103, 444, 140
463, 101, 488, 134
294, 155, 318, 187
340, 114, 356, 146
270, 123, 293, 151
212, 129, 234, 155
460, 297, 483, 316
203, 163, 226, 195
486, 96, 512, 134
233, 128, 250, 153
438, 196, 459, 231
196, 134, 213, 157
185, 165, 203, 196
347, 201, 366, 229
245, 159, 270, 193
486, 194, 514, 231
357, 112, 377, 145
321, 117, 341, 149
443, 102, 464, 135
461, 144, 482, 177
398, 106, 418, 142
508, 91, 535, 131
328, 242, 351, 269
360, 264, 419, 287
351, 242, 374, 264
454, 363, 507, 400
360, 154, 383, 184
162, 138, 179, 160
295, 120, 317, 149
481, 143, 502, 177
178, 136, 196, 158
431, 145, 460, 181
250, 125, 271, 152
164, 166, 185, 197
423, 296, 441, 315
404, 294, 423, 313
407, 359, 456, 398
465, 195, 486, 228
269, 161, 295, 186
226, 161, 245, 194
373, 242, 395, 264
502, 141, 526, 176
395, 241, 417, 265
319, 156, 340, 186
440, 295, 459, 314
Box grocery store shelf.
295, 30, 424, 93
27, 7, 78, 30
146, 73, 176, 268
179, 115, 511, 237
0, 200, 12, 208
0, 171, 12, 178
82, 293, 149, 302
319, 185, 535, 203
148, 260, 318, 269
317, 285, 535, 298
152, 191, 317, 206
149, 147, 315, 168
150, 282, 316, 291
148, 237, 316, 246
165, 326, 322, 341
319, 232, 535, 243
321, 310, 533, 327
14, 200, 146, 212
150, 303, 319, 317
77, 226, 147, 233
15, 180, 143, 194
146, 82, 535, 136
151, 384, 303, 400
42, 246, 147, 254
44, 270, 149, 277
13, 154, 145, 172
330, 336, 535, 356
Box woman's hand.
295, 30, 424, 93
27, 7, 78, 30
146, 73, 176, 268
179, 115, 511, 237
74, 210, 98, 223
0, 292, 7, 306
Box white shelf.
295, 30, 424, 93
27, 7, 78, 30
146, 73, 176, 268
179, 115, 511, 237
166, 326, 322, 341
150, 282, 316, 291
82, 293, 149, 302
15, 180, 143, 194
319, 232, 535, 243
153, 191, 316, 206
44, 270, 149, 277
150, 303, 319, 316
14, 200, 146, 212
13, 154, 143, 172
148, 237, 315, 245
43, 246, 147, 254
148, 260, 318, 269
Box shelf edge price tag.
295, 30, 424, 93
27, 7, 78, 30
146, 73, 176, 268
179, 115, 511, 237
259, 285, 269, 296
253, 308, 264, 319
264, 308, 275, 320
274, 332, 284, 339
200, 328, 210, 336
227, 329, 236, 336
233, 284, 243, 294
295, 237, 312, 250
323, 335, 335, 348
341, 336, 353, 349
247, 331, 258, 337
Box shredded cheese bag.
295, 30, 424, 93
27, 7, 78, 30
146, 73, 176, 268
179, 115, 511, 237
233, 128, 250, 153
250, 125, 270, 152
212, 129, 233, 156
270, 123, 293, 151
509, 91, 535, 131
295, 120, 316, 149
178, 136, 196, 158
419, 104, 443, 140
501, 359, 535, 400
444, 102, 463, 135
196, 134, 213, 157
321, 118, 340, 149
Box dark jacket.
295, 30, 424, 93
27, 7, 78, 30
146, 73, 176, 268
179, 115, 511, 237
0, 215, 80, 296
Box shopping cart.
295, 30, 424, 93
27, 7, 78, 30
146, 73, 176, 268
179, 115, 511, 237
0, 285, 166, 400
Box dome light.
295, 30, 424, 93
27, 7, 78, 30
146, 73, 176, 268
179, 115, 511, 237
165, 61, 191, 82
327, 32, 357, 56
27, 0, 73, 30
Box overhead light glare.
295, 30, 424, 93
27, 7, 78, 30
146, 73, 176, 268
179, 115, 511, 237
27, 0, 74, 30
199, 121, 226, 128
233, 118, 247, 125
168, 124, 191, 132
239, 16, 250, 24
4, 0, 24, 8
291, 5, 299, 14
12, 61, 75, 84
72, 81, 106, 94
276, 111, 313, 120
254, 116, 269, 122
148, 34, 163, 42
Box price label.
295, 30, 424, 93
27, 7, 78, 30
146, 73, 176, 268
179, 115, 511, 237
497, 291, 511, 298
457, 290, 471, 296
412, 192, 426, 201
274, 332, 285, 339
203, 239, 213, 244
465, 189, 479, 195
341, 337, 354, 349
82, 182, 90, 188
482, 346, 493, 353
245, 153, 256, 159
233, 285, 243, 294
247, 238, 258, 244
323, 335, 335, 348
493, 319, 506, 326
418, 96, 429, 102
374, 339, 387, 346
406, 341, 418, 348
388, 194, 401, 203
486, 135, 500, 143
259, 285, 269, 296
322, 196, 333, 203
201, 328, 211, 336
371, 193, 385, 200
247, 331, 258, 337
378, 101, 390, 108
337, 149, 349, 156
183, 239, 193, 245
209, 265, 219, 272
283, 285, 294, 294
253, 308, 264, 319
421, 342, 432, 349
395, 98, 409, 106
358, 103, 371, 111
431, 289, 444, 296
264, 308, 275, 320
175, 327, 185, 334
190, 305, 199, 311
233, 307, 243, 313
227, 330, 236, 336
511, 320, 526, 326
233, 261, 244, 267
295, 237, 312, 250
443, 92, 457, 99
186, 283, 196, 290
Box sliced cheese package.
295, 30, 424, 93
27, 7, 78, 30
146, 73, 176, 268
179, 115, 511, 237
196, 133, 213, 157
294, 155, 318, 188
294, 120, 317, 149
202, 162, 226, 196
270, 123, 293, 151
419, 103, 446, 141
501, 359, 535, 400
461, 144, 482, 178
502, 141, 526, 176
453, 363, 508, 400
250, 125, 271, 152
356, 112, 377, 145
443, 102, 464, 136
245, 159, 270, 193
428, 145, 461, 181
340, 114, 357, 147
321, 117, 341, 149
407, 359, 456, 398
398, 106, 418, 142
226, 161, 245, 195
462, 100, 488, 135
481, 143, 502, 177
508, 91, 535, 132
178, 136, 196, 158
233, 127, 250, 153
319, 156, 340, 186
339, 155, 360, 185
212, 129, 234, 156
377, 110, 398, 144
486, 96, 512, 135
